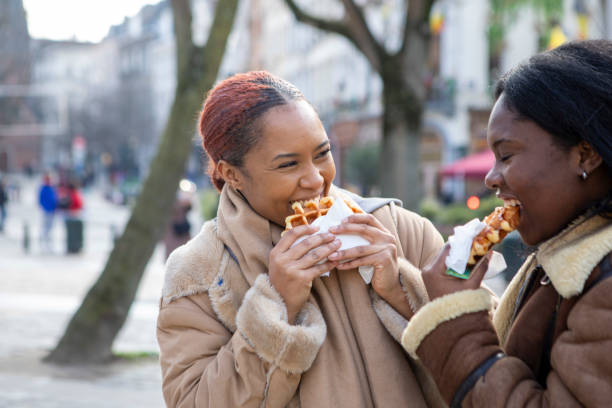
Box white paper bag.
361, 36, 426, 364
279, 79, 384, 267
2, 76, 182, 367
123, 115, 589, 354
292, 197, 374, 283
445, 218, 507, 279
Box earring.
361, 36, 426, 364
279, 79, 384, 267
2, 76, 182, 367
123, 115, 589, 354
581, 170, 588, 180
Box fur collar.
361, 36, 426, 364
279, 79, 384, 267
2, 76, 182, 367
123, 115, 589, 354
537, 215, 612, 298
494, 215, 612, 344
161, 220, 223, 306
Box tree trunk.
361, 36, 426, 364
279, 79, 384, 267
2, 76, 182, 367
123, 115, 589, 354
44, 0, 239, 364
379, 47, 427, 210
283, 0, 433, 210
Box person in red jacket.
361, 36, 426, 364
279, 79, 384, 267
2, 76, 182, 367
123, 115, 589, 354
67, 182, 83, 216
64, 182, 84, 253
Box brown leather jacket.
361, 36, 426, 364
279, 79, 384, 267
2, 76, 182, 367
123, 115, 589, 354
402, 214, 612, 407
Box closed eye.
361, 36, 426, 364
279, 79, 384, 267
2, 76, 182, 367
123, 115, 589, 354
316, 148, 331, 159
277, 160, 298, 169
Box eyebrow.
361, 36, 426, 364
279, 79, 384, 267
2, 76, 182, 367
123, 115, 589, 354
491, 138, 509, 149
272, 140, 330, 161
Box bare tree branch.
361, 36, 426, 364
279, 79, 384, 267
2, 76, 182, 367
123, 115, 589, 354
198, 0, 240, 88
399, 0, 434, 57
284, 0, 384, 73
339, 0, 387, 68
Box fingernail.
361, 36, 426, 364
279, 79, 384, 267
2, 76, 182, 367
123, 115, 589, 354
329, 252, 338, 259
329, 226, 338, 233
333, 239, 341, 246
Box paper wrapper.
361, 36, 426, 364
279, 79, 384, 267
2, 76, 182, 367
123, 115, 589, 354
445, 218, 508, 280
292, 197, 374, 284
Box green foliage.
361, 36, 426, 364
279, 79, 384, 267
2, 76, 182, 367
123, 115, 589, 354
113, 351, 159, 361
200, 188, 220, 220
420, 195, 504, 226
488, 0, 563, 66
344, 142, 380, 195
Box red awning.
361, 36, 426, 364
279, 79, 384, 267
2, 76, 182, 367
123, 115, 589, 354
440, 150, 495, 179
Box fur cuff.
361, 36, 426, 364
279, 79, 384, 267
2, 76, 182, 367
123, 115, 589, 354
236, 274, 327, 374
401, 288, 492, 359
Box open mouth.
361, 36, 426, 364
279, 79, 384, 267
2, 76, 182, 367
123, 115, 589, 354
289, 195, 323, 207
503, 198, 521, 208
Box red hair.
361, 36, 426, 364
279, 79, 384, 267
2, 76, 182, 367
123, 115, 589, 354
199, 71, 305, 191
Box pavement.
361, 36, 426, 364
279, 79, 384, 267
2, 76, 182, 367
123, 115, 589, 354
0, 175, 186, 407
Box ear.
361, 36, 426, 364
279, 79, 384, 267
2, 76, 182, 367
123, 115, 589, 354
576, 141, 604, 176
216, 160, 244, 190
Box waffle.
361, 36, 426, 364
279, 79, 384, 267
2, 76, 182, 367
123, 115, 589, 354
468, 203, 520, 265
284, 196, 363, 232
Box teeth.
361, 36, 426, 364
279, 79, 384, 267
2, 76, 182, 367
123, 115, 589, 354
504, 199, 521, 207
290, 195, 321, 206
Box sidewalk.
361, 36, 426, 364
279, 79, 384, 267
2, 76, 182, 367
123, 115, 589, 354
0, 175, 171, 407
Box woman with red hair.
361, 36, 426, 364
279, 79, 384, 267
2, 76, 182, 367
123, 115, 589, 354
156, 71, 445, 407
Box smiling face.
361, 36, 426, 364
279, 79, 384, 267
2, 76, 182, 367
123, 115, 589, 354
224, 100, 336, 227
484, 94, 591, 246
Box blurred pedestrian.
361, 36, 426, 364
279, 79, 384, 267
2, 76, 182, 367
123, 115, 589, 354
38, 173, 57, 252
163, 192, 192, 260
65, 182, 84, 254
0, 177, 7, 232
66, 182, 83, 216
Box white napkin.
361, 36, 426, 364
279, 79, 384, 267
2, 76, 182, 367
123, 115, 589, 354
293, 197, 374, 284
445, 218, 507, 279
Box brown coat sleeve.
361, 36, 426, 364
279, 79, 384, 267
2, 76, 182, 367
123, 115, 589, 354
403, 278, 612, 407
157, 273, 326, 407
465, 276, 612, 407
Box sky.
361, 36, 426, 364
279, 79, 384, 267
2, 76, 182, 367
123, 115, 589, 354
23, 0, 160, 43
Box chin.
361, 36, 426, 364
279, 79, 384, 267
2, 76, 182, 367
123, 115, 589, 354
516, 226, 538, 247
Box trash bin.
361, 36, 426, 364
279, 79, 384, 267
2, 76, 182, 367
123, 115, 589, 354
66, 218, 84, 253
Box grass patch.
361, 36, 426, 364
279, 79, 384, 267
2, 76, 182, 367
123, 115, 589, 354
113, 351, 159, 361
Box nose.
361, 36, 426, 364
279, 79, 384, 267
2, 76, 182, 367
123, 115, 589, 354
484, 163, 502, 191
300, 162, 324, 190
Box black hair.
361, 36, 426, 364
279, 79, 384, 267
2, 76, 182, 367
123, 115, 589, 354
495, 40, 612, 215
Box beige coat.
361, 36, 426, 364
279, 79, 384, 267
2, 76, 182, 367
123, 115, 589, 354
402, 214, 612, 407
157, 185, 446, 407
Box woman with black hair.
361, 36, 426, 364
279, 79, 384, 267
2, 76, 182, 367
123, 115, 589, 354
396, 40, 612, 407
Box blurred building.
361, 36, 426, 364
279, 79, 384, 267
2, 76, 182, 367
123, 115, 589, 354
30, 38, 119, 172
0, 0, 33, 171
7, 0, 610, 199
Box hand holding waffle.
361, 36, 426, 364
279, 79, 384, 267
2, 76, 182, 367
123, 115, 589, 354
444, 201, 520, 279
326, 208, 400, 299
467, 203, 520, 266
269, 222, 341, 324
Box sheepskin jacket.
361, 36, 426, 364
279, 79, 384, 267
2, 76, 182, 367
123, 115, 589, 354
157, 185, 446, 408
401, 214, 612, 407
